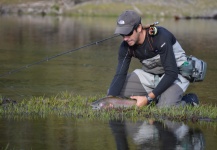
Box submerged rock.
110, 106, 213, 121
0, 97, 17, 106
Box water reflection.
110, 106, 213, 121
110, 119, 205, 150
0, 117, 208, 150
0, 15, 118, 99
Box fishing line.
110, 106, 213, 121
0, 34, 119, 78
109, 50, 129, 90
0, 34, 119, 99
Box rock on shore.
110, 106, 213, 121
0, 1, 74, 16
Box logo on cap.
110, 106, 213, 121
118, 20, 125, 25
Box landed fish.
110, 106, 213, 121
91, 96, 137, 110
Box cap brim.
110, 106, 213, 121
114, 26, 133, 35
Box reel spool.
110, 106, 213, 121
149, 21, 159, 36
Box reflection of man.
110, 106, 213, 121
107, 10, 199, 107
109, 120, 129, 150
109, 119, 205, 150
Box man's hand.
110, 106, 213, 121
130, 96, 148, 107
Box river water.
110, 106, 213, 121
0, 15, 217, 149
0, 117, 215, 150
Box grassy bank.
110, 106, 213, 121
65, 1, 217, 17
1, 92, 217, 122
0, 0, 217, 17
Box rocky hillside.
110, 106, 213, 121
0, 0, 217, 18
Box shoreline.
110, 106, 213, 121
1, 93, 217, 122
0, 1, 217, 19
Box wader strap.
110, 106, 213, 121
128, 47, 137, 58
154, 75, 160, 87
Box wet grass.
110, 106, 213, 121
0, 92, 217, 122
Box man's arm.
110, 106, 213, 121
108, 43, 132, 96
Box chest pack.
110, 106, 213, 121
179, 55, 207, 82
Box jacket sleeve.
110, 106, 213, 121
152, 33, 179, 97
107, 42, 132, 96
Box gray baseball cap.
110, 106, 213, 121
114, 10, 141, 35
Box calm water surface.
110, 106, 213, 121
0, 117, 216, 150
0, 15, 217, 150
0, 15, 216, 105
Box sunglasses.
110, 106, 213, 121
120, 29, 134, 37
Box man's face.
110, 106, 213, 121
121, 28, 140, 46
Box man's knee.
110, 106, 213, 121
156, 84, 184, 107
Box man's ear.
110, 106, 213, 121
136, 24, 142, 32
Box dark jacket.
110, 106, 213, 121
108, 26, 186, 97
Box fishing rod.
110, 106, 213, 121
0, 34, 119, 78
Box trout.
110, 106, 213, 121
91, 96, 137, 110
